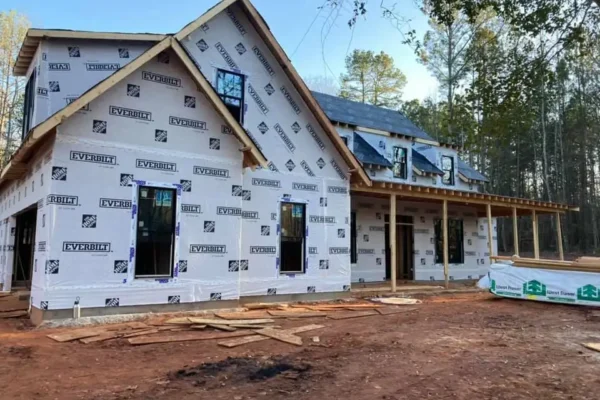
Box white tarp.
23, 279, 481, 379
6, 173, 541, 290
489, 262, 600, 306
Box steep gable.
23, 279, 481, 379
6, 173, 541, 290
176, 0, 369, 185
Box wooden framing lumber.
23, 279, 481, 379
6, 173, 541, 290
174, 0, 237, 41
556, 212, 564, 261
267, 310, 326, 318
487, 203, 494, 264
390, 194, 397, 292
443, 199, 449, 288
532, 210, 540, 259
188, 318, 274, 325
254, 328, 303, 346
512, 207, 519, 256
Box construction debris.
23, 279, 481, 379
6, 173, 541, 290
129, 331, 251, 346
207, 324, 238, 332
187, 318, 275, 325
370, 298, 422, 305
267, 310, 326, 318
0, 310, 28, 319
218, 324, 325, 348
254, 328, 303, 346
582, 343, 600, 352
214, 311, 272, 320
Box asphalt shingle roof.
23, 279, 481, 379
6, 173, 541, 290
312, 91, 436, 142
353, 132, 393, 168
412, 148, 443, 175
458, 158, 489, 182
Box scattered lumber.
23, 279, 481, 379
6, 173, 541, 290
376, 307, 418, 316
327, 310, 379, 320
214, 311, 272, 320
207, 324, 237, 332
80, 331, 122, 344
267, 310, 326, 318
582, 343, 600, 352
48, 328, 107, 343
163, 317, 192, 325
229, 324, 279, 329
188, 318, 275, 325
254, 328, 303, 346
190, 325, 207, 330
244, 303, 283, 310
218, 324, 324, 348
129, 331, 252, 346
122, 328, 159, 338
0, 310, 28, 318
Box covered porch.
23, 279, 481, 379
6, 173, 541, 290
351, 181, 577, 291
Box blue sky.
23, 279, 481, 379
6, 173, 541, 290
5, 0, 439, 101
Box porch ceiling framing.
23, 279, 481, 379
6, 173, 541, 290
351, 181, 576, 215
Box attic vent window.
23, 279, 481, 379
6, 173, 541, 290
392, 146, 407, 179
442, 155, 455, 185
216, 69, 245, 124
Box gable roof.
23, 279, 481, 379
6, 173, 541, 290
2, 36, 267, 183
458, 158, 489, 183
222, 0, 371, 186
412, 149, 443, 176
312, 91, 437, 143
14, 29, 166, 76
353, 132, 392, 168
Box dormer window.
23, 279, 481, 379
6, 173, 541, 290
216, 69, 245, 124
442, 155, 454, 185
392, 146, 407, 179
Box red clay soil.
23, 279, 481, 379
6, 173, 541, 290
1, 293, 600, 399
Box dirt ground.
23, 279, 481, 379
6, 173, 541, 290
1, 292, 600, 399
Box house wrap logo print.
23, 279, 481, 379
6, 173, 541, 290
109, 106, 152, 122
63, 242, 111, 252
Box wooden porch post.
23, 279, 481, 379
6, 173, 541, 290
512, 207, 519, 256
390, 194, 397, 292
556, 212, 564, 261
442, 199, 449, 289
532, 210, 540, 259
487, 203, 494, 264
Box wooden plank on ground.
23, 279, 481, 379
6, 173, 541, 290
214, 311, 272, 320
244, 303, 283, 310
188, 318, 274, 325
254, 328, 302, 346
376, 307, 418, 316
48, 328, 107, 343
80, 331, 122, 344
163, 317, 192, 325
122, 328, 160, 338
228, 324, 278, 329
190, 325, 207, 330
327, 310, 379, 320
582, 343, 600, 352
129, 331, 252, 345
208, 324, 237, 332
0, 310, 28, 318
218, 324, 325, 348
267, 310, 326, 318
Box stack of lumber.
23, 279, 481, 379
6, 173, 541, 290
511, 256, 600, 273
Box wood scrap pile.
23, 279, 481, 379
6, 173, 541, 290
45, 300, 419, 348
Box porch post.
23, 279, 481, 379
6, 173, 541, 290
512, 207, 519, 256
442, 199, 449, 289
390, 194, 397, 292
532, 209, 540, 259
487, 204, 494, 265
556, 212, 564, 261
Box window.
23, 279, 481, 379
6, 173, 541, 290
442, 155, 454, 185
279, 202, 306, 273
216, 69, 245, 124
22, 68, 37, 139
392, 146, 407, 179
135, 186, 177, 278
434, 219, 464, 264
350, 212, 357, 264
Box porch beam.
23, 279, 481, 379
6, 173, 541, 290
487, 204, 494, 264
390, 194, 397, 292
556, 212, 564, 261
532, 210, 540, 259
512, 207, 519, 256
443, 199, 449, 289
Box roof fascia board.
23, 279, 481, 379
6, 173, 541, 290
237, 0, 370, 186
170, 40, 267, 167
26, 29, 166, 41
174, 0, 237, 40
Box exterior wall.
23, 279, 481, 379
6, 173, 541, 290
0, 142, 54, 292
32, 39, 154, 129
20, 43, 350, 311
351, 195, 496, 283
180, 3, 350, 182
